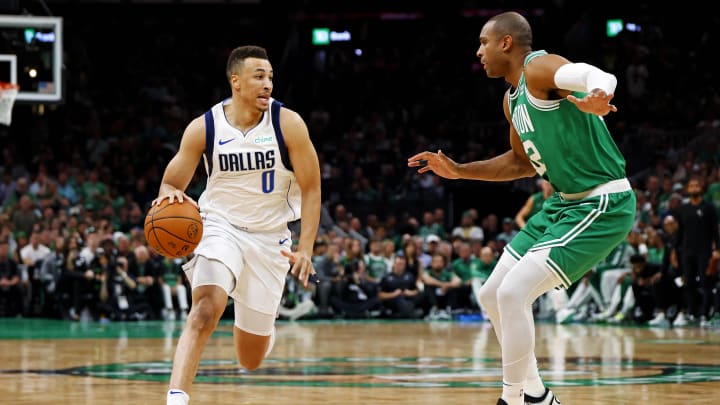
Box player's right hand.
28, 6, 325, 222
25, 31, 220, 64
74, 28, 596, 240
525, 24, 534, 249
282, 250, 317, 288
407, 149, 461, 179
152, 188, 199, 208
566, 89, 618, 116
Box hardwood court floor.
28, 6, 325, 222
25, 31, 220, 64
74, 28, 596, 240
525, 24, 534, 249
0, 318, 718, 404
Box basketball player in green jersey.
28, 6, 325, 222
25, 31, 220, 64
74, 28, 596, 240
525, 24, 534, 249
408, 11, 635, 405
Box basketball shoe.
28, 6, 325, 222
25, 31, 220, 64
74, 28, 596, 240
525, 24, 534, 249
525, 388, 561, 404
167, 389, 189, 405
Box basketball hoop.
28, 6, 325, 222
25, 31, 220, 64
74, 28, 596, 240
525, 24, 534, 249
0, 82, 19, 126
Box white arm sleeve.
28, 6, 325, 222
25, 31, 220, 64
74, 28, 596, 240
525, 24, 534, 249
553, 62, 617, 94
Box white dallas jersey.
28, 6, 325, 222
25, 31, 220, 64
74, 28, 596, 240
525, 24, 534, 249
198, 97, 301, 232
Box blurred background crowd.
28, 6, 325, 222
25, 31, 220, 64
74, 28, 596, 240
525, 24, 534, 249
0, 0, 718, 327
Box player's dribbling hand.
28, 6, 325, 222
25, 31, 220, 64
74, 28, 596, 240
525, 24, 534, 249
282, 250, 317, 288
407, 149, 460, 179
567, 89, 618, 116
152, 189, 199, 208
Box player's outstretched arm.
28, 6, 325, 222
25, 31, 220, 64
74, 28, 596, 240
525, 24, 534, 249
526, 53, 618, 116
154, 116, 205, 207
407, 149, 461, 179
408, 91, 535, 182
280, 107, 321, 287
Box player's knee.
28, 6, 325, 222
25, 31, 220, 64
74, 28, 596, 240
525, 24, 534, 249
496, 280, 523, 308
238, 354, 264, 371
186, 300, 221, 333
477, 282, 498, 310
235, 338, 268, 371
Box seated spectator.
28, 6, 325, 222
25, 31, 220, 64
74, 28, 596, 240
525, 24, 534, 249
381, 239, 396, 270
421, 253, 464, 320
364, 238, 389, 283
400, 238, 423, 290
94, 240, 151, 322
0, 237, 21, 317
378, 255, 427, 319
594, 230, 646, 321
330, 259, 382, 319
311, 237, 343, 317
450, 242, 485, 311
56, 234, 93, 320
19, 229, 51, 316
158, 256, 191, 321
628, 254, 668, 324
37, 235, 67, 317
632, 252, 683, 327
278, 272, 317, 321
130, 245, 164, 319
496, 217, 518, 246
418, 210, 446, 240
451, 211, 484, 243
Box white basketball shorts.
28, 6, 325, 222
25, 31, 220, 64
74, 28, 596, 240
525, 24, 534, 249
182, 213, 292, 317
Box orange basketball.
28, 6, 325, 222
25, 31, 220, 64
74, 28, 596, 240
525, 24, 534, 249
144, 199, 203, 259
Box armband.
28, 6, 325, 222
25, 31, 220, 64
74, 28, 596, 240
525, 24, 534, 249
554, 63, 617, 94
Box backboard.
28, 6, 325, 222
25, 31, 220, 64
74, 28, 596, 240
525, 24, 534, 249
0, 15, 63, 103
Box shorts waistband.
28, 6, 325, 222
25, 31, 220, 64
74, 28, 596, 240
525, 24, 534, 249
559, 178, 632, 201
203, 212, 289, 234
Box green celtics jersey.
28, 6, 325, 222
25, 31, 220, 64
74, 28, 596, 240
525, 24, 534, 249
365, 254, 389, 280
508, 50, 627, 194
450, 257, 483, 282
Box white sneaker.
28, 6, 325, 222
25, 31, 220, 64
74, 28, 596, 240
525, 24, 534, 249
425, 307, 451, 321
425, 307, 440, 321
573, 309, 588, 322
673, 312, 688, 327
289, 300, 317, 321
437, 309, 452, 321
608, 312, 625, 324
648, 312, 669, 327
162, 308, 176, 321
167, 389, 189, 405
590, 310, 611, 322
525, 387, 561, 404
555, 308, 575, 324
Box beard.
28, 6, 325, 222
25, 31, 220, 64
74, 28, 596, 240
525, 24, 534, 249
689, 192, 702, 199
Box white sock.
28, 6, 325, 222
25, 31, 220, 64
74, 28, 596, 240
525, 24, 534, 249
167, 389, 189, 405
525, 356, 545, 396
501, 382, 524, 405
265, 326, 276, 357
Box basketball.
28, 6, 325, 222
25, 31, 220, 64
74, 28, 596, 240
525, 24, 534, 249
144, 199, 203, 258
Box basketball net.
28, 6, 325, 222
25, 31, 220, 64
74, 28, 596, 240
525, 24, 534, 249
0, 82, 19, 126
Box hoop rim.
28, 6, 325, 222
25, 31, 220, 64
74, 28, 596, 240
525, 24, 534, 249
0, 81, 19, 91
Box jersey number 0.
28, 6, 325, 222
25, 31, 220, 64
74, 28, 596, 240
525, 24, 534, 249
262, 170, 275, 193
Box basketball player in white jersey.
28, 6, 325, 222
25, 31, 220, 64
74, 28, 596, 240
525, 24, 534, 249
154, 45, 321, 405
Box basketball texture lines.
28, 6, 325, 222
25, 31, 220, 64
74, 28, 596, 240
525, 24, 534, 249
144, 201, 203, 258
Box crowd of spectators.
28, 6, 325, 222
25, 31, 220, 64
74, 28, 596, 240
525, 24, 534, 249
0, 2, 718, 326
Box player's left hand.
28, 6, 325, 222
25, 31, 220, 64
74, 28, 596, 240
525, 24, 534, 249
567, 89, 618, 116
282, 250, 317, 288
408, 149, 460, 179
